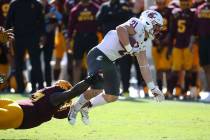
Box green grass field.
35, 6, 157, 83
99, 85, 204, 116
1, 94, 210, 140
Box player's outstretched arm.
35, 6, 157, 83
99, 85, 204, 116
49, 73, 102, 107
136, 51, 164, 102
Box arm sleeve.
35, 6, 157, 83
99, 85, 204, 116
53, 106, 70, 119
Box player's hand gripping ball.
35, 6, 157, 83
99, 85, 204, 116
128, 36, 141, 55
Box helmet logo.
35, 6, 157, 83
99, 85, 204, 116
148, 12, 158, 19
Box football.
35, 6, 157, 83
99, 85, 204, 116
129, 36, 139, 48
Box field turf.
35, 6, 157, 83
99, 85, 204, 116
0, 93, 210, 140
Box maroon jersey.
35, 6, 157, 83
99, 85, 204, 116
65, 0, 79, 12
150, 6, 172, 46
194, 2, 210, 37
0, 0, 11, 26
68, 1, 99, 38
92, 0, 107, 6
171, 8, 195, 48
16, 86, 70, 129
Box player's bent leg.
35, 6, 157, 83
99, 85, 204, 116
79, 93, 118, 125
101, 94, 118, 103
0, 99, 23, 129
68, 89, 102, 125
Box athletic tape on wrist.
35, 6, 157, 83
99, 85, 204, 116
125, 44, 132, 52
139, 64, 149, 68
147, 82, 155, 90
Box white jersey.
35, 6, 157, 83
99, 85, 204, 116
96, 17, 151, 61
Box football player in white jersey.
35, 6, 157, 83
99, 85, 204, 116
68, 10, 165, 125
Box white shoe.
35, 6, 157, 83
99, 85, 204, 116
80, 107, 90, 125
68, 106, 78, 125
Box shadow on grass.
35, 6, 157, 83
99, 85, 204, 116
0, 92, 30, 98
118, 97, 150, 103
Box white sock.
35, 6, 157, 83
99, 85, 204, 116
90, 93, 107, 108
74, 94, 88, 111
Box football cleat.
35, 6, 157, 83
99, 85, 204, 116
68, 105, 79, 125
80, 107, 90, 125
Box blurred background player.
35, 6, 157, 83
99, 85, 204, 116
150, 0, 173, 99
0, 0, 11, 92
193, 0, 210, 92
169, 0, 197, 99
41, 0, 63, 87
0, 27, 14, 92
67, 0, 99, 84
52, 0, 70, 82
96, 0, 131, 36
6, 0, 45, 93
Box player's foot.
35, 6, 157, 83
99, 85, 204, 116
68, 105, 78, 125
80, 107, 90, 125
123, 92, 129, 98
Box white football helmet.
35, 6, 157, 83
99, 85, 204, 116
139, 10, 163, 40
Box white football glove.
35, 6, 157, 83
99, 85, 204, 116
129, 47, 141, 55
151, 86, 165, 102
125, 44, 141, 55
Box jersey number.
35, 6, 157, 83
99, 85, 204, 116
177, 20, 186, 33
130, 20, 138, 28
